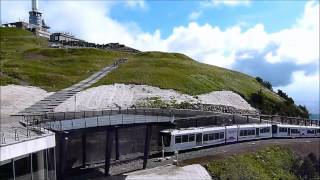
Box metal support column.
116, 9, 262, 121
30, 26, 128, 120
12, 159, 15, 180
82, 133, 87, 168
46, 149, 49, 180
58, 134, 69, 180
53, 147, 57, 180
104, 127, 113, 176
30, 154, 34, 180
143, 124, 153, 169
115, 128, 120, 160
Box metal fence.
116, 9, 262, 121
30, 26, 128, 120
0, 125, 52, 146
19, 108, 320, 131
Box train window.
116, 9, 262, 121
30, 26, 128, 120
244, 130, 248, 136
214, 133, 219, 140
240, 130, 251, 136
260, 128, 270, 133
203, 134, 209, 141
182, 135, 189, 143
220, 132, 224, 139
279, 128, 288, 132
251, 130, 255, 135
240, 130, 245, 136
247, 130, 251, 136
307, 130, 315, 134
175, 136, 182, 144
161, 133, 171, 147
189, 134, 195, 142
272, 125, 277, 134
209, 134, 214, 141
291, 129, 299, 134
317, 129, 320, 133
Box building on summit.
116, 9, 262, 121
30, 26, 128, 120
1, 0, 140, 52
50, 32, 84, 43
2, 0, 51, 39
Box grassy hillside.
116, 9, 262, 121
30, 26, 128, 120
93, 51, 309, 117
206, 146, 320, 180
95, 51, 279, 101
0, 27, 130, 91
1, 27, 276, 98
2, 27, 308, 117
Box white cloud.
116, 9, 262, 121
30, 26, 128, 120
189, 11, 202, 20
275, 71, 319, 113
266, 1, 319, 65
206, 0, 250, 7
0, 0, 29, 24
3, 0, 316, 67
1, 0, 319, 112
125, 0, 146, 10
162, 23, 269, 68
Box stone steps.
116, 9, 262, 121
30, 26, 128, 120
19, 58, 127, 115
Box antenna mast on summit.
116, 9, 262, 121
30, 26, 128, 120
32, 0, 38, 11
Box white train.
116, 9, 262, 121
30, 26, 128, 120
272, 124, 320, 138
160, 124, 320, 152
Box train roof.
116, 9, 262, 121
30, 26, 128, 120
161, 126, 226, 135
237, 123, 271, 128
277, 124, 320, 129
223, 124, 271, 129
161, 123, 319, 135
161, 123, 272, 135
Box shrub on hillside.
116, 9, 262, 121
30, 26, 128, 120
206, 147, 319, 180
206, 146, 298, 180
249, 90, 309, 118
294, 153, 319, 179
255, 77, 273, 90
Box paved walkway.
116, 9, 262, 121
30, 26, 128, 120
19, 58, 127, 115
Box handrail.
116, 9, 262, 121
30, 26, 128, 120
18, 107, 319, 132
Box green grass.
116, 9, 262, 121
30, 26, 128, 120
95, 51, 280, 101
206, 146, 298, 180
0, 27, 281, 103
0, 27, 131, 91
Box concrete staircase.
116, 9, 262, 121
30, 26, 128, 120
19, 58, 127, 115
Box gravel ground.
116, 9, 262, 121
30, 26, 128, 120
0, 85, 53, 115
123, 164, 211, 180
55, 84, 255, 112
1, 84, 255, 115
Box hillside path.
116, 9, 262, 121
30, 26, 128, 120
18, 58, 127, 115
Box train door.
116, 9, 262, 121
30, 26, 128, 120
196, 133, 202, 146
256, 128, 260, 136
288, 128, 291, 136
272, 125, 277, 134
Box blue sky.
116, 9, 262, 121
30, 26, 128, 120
111, 1, 306, 38
1, 0, 319, 114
